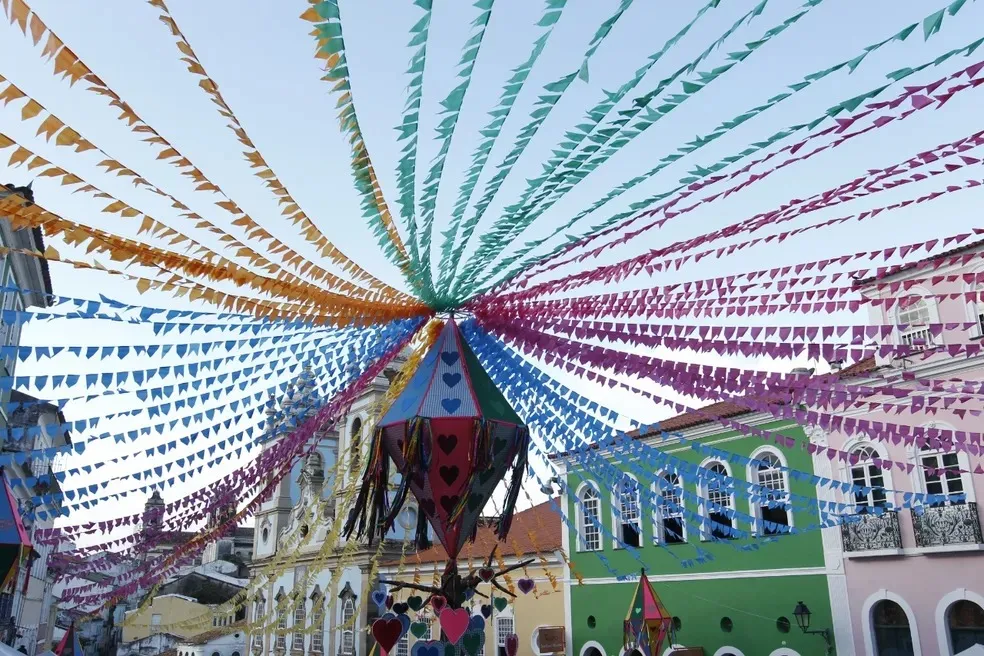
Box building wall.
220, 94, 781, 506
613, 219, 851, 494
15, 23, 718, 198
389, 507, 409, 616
383, 563, 566, 656
123, 595, 237, 643
176, 631, 246, 656
570, 575, 833, 656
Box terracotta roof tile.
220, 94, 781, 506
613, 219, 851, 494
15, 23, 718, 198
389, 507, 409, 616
387, 500, 562, 566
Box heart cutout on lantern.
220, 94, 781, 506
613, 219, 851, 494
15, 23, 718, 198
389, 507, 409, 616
468, 615, 485, 632
493, 597, 507, 612
439, 465, 460, 486
371, 618, 404, 654
505, 634, 519, 656
437, 434, 458, 455
441, 398, 462, 414
480, 604, 492, 619
410, 622, 429, 639
440, 495, 460, 514
440, 608, 470, 645
462, 631, 484, 656
394, 602, 409, 615
431, 596, 447, 613
517, 578, 535, 594
407, 595, 424, 612
478, 567, 494, 582
441, 352, 460, 366
442, 372, 462, 388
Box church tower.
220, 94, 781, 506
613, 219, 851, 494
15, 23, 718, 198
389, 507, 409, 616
252, 392, 295, 560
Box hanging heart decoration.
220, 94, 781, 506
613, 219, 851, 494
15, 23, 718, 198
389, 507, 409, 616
468, 615, 485, 632
493, 597, 508, 612
394, 602, 410, 616
372, 588, 388, 610
386, 594, 395, 610
517, 578, 535, 594
506, 634, 519, 656
439, 607, 470, 645
462, 631, 485, 656
480, 604, 492, 619
477, 567, 495, 582
371, 617, 405, 655
410, 622, 429, 639
432, 595, 447, 613
408, 595, 424, 611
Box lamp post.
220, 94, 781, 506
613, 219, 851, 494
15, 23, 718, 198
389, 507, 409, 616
792, 601, 833, 655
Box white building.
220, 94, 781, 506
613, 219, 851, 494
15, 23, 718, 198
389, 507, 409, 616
175, 623, 246, 656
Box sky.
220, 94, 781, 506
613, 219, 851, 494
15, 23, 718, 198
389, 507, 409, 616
1, 0, 983, 542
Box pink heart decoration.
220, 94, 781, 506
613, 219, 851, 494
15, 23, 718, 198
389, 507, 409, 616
439, 607, 470, 645
431, 595, 447, 613
517, 578, 535, 594
506, 634, 519, 656
478, 567, 495, 582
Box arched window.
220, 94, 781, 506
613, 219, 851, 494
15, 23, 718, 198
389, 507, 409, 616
701, 461, 734, 539
653, 473, 685, 544
948, 599, 984, 652
252, 597, 265, 650
311, 594, 325, 653
578, 485, 602, 552
275, 589, 287, 651
918, 445, 965, 506
752, 451, 790, 534
292, 596, 306, 651
897, 297, 934, 351
341, 598, 356, 655
871, 600, 914, 655
613, 475, 642, 548
850, 445, 888, 513
350, 418, 363, 473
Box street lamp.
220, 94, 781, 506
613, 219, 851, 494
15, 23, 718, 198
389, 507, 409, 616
792, 602, 833, 655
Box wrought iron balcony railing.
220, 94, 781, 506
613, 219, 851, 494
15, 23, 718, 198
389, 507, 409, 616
913, 502, 984, 549
840, 510, 903, 552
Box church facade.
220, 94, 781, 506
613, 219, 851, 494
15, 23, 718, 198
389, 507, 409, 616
248, 358, 415, 656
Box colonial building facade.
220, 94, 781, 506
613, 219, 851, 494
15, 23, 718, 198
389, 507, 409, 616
248, 356, 414, 656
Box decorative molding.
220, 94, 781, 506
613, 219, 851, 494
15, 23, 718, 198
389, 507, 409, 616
935, 588, 984, 656
576, 566, 827, 585
579, 641, 607, 656
859, 589, 921, 656
713, 647, 746, 656
562, 492, 574, 656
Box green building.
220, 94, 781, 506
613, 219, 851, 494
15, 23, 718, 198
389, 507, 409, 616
555, 404, 840, 656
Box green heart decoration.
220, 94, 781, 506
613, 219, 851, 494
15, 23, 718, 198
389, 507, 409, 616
463, 632, 485, 656
444, 644, 456, 656
493, 597, 508, 612
410, 622, 429, 639
408, 596, 424, 612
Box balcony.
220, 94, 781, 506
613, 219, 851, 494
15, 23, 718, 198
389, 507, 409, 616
841, 510, 903, 555
913, 503, 984, 549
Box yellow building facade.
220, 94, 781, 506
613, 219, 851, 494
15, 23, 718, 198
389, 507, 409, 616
122, 594, 240, 643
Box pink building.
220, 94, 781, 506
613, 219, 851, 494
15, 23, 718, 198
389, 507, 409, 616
811, 241, 984, 655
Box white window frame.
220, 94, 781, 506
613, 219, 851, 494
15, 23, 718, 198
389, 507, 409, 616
746, 447, 793, 535
495, 611, 515, 656
276, 590, 288, 651
698, 459, 735, 540
292, 596, 306, 651
612, 474, 642, 549
396, 631, 409, 656
311, 595, 325, 653
652, 472, 686, 545
340, 598, 356, 656
896, 291, 940, 352
253, 597, 266, 651
908, 423, 975, 507
845, 442, 893, 513
576, 482, 602, 552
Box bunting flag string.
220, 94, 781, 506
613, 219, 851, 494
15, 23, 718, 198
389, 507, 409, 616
434, 0, 568, 300
478, 20, 984, 300
304, 1, 412, 280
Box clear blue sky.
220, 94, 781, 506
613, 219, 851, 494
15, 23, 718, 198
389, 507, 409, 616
1, 0, 982, 532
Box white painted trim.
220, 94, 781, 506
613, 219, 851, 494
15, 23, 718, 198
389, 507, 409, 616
746, 446, 794, 535
860, 589, 921, 656
651, 471, 687, 545
697, 457, 736, 540
575, 481, 603, 553
935, 588, 984, 655
907, 420, 977, 505
612, 472, 642, 549
579, 640, 606, 656
660, 646, 686, 656
562, 493, 574, 656
839, 439, 896, 510
573, 566, 827, 584
713, 647, 745, 656
768, 649, 802, 656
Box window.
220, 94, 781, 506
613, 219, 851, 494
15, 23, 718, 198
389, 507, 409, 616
350, 418, 363, 473
151, 614, 161, 634
496, 616, 515, 656
919, 447, 965, 506
396, 632, 409, 656
654, 473, 685, 544
293, 598, 306, 651
614, 475, 642, 548
702, 462, 734, 539
850, 446, 887, 512
253, 598, 265, 650
753, 452, 790, 534
948, 600, 984, 653
311, 596, 325, 653
276, 592, 288, 651
898, 298, 933, 351
341, 598, 356, 655
578, 485, 601, 551
871, 600, 914, 655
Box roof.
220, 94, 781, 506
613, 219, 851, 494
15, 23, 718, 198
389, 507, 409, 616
853, 237, 984, 287
390, 499, 562, 566
181, 621, 246, 646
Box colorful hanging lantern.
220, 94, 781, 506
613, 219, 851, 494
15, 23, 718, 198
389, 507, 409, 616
623, 569, 673, 656
0, 469, 33, 592
345, 319, 529, 563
